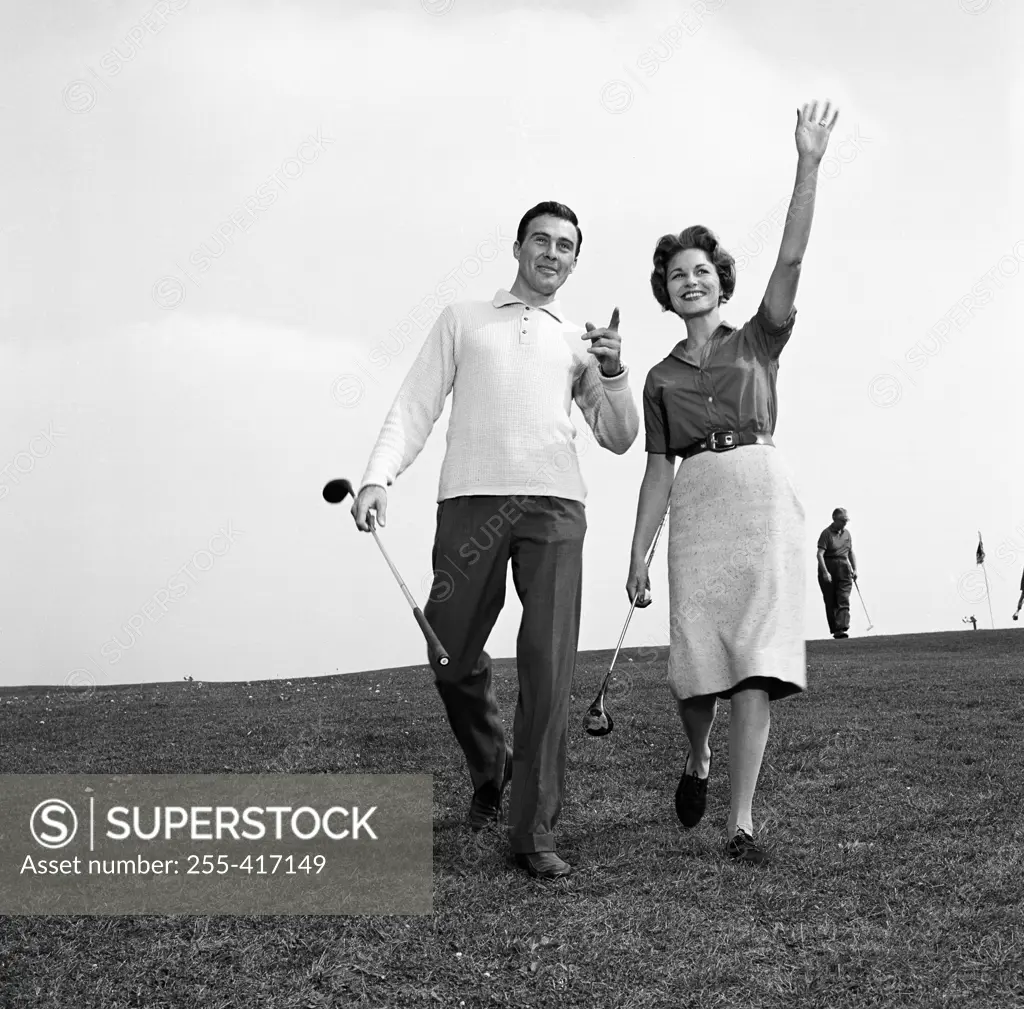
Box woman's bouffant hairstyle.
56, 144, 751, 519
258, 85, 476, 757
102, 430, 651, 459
650, 225, 736, 312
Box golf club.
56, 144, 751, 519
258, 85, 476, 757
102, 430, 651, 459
583, 507, 669, 737
854, 579, 874, 631
323, 478, 450, 667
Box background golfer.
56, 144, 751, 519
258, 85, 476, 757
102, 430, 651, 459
351, 201, 639, 880
817, 507, 858, 639
626, 100, 840, 865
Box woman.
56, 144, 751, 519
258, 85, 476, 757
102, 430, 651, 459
626, 100, 839, 865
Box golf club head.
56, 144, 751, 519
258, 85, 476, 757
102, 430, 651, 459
584, 708, 614, 737
323, 478, 354, 504
583, 690, 614, 737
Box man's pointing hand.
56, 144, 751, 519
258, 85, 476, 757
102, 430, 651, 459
582, 307, 623, 377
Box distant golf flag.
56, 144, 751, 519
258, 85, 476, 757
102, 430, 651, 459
976, 531, 995, 630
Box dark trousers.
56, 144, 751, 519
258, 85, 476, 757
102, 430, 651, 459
818, 557, 853, 635
422, 495, 586, 854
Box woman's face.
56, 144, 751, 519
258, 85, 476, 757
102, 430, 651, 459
665, 247, 721, 318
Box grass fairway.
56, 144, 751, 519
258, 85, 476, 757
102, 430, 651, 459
2, 630, 1022, 1008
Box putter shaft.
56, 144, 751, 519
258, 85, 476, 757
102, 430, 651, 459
854, 580, 873, 629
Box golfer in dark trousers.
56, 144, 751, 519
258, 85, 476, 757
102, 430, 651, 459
817, 507, 857, 638
351, 201, 639, 879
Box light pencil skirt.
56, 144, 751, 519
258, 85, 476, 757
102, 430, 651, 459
667, 444, 807, 702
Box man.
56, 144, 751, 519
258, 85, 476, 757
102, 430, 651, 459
816, 507, 857, 639
351, 201, 639, 879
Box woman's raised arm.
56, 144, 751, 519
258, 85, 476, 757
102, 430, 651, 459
762, 99, 840, 327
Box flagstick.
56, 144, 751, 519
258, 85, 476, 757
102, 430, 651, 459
981, 562, 995, 629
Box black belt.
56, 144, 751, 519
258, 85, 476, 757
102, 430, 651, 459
677, 430, 774, 461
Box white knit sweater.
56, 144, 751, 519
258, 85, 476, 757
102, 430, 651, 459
359, 290, 640, 503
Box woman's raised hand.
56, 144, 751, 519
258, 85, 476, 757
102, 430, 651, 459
795, 99, 839, 162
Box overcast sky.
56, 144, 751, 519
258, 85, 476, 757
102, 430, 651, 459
1, 0, 1021, 690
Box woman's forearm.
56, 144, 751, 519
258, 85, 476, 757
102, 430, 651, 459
631, 459, 674, 562
778, 154, 821, 266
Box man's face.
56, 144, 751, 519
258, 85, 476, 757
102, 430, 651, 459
513, 214, 578, 296
834, 513, 848, 530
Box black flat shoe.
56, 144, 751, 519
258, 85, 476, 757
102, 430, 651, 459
675, 749, 712, 829
726, 828, 768, 865
468, 751, 513, 831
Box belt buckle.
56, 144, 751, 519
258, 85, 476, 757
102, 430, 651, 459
706, 430, 736, 452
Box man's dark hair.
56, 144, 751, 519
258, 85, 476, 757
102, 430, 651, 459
832, 508, 846, 519
650, 224, 736, 312
516, 201, 582, 258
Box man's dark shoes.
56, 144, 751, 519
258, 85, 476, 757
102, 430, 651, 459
726, 828, 768, 865
675, 750, 712, 828
514, 851, 572, 880
468, 751, 513, 832
834, 632, 849, 639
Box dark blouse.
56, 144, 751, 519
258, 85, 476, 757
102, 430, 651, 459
643, 301, 797, 457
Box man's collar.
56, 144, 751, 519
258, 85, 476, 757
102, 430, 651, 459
493, 289, 565, 323
668, 321, 735, 363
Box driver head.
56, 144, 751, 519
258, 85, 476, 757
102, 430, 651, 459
584, 709, 614, 737
323, 479, 354, 504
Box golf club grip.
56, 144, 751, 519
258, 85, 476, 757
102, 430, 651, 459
413, 607, 449, 665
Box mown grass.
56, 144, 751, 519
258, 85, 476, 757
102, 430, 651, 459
1, 631, 1022, 1007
